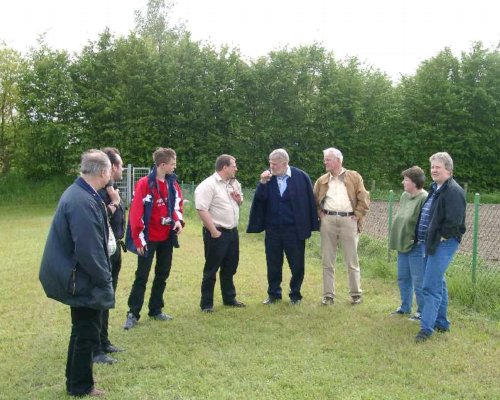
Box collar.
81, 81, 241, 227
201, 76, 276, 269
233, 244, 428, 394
214, 172, 230, 183
277, 166, 292, 179
328, 168, 346, 181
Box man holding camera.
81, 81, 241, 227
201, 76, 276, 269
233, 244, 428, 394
195, 154, 245, 313
123, 148, 184, 330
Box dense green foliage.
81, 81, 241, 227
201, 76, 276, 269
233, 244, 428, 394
1, 1, 500, 190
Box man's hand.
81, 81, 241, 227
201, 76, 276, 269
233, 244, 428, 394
137, 245, 147, 256
230, 190, 242, 205
106, 186, 121, 205
173, 220, 183, 234
210, 229, 222, 239
260, 170, 272, 184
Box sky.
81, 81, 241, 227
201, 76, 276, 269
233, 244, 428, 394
1, 0, 499, 82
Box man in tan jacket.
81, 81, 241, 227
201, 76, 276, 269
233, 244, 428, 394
313, 147, 370, 305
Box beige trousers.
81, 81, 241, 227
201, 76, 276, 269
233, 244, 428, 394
320, 215, 362, 298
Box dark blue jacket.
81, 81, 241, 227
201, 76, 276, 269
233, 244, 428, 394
39, 178, 114, 310
247, 166, 319, 240
420, 177, 466, 255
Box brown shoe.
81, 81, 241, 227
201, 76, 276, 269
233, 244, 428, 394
88, 387, 105, 397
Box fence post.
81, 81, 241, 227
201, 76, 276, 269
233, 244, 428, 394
126, 164, 132, 206
371, 180, 376, 193
387, 190, 394, 263
471, 193, 480, 286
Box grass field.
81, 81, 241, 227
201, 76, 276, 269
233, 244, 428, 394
0, 204, 499, 399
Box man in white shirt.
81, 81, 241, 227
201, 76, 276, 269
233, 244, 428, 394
195, 154, 245, 313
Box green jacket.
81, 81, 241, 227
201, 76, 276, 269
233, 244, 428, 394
389, 190, 428, 252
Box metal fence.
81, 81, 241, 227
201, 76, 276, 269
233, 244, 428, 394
364, 193, 500, 318
118, 165, 197, 205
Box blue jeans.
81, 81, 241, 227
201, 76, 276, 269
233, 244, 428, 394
420, 238, 459, 334
397, 242, 425, 313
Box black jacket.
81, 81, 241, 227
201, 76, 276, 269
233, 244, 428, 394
39, 178, 114, 310
421, 177, 466, 255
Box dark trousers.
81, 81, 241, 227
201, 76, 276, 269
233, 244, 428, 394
65, 307, 100, 396
96, 247, 121, 353
127, 240, 173, 319
200, 227, 239, 309
265, 227, 305, 301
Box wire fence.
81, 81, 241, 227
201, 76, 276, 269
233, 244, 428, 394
364, 194, 500, 319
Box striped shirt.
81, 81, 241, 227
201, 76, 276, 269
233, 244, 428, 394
417, 187, 437, 242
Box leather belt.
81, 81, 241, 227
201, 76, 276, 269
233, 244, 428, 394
215, 226, 237, 232
322, 210, 355, 217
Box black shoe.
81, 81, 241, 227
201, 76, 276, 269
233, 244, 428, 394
201, 307, 214, 313
390, 307, 410, 316
415, 330, 432, 343
290, 299, 301, 305
224, 300, 246, 308
103, 344, 124, 353
263, 298, 281, 305
93, 353, 117, 364
350, 296, 363, 305
435, 325, 450, 333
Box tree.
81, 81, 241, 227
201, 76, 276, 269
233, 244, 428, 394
16, 38, 81, 177
0, 44, 24, 173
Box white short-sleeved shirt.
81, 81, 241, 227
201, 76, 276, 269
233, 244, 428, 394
195, 172, 242, 229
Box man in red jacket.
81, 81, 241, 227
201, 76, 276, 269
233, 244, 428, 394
124, 147, 184, 330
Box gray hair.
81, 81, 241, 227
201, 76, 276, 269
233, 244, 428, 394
80, 149, 111, 176
429, 152, 454, 173
323, 147, 343, 163
269, 148, 289, 163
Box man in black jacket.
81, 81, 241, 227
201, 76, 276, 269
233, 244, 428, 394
92, 147, 125, 364
40, 149, 114, 397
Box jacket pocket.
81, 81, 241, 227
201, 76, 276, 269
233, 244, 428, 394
67, 266, 91, 296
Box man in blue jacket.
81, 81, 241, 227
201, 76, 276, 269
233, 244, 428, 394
247, 149, 319, 305
40, 149, 114, 397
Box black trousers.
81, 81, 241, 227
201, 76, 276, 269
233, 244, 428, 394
127, 240, 173, 319
265, 227, 305, 301
96, 247, 121, 353
200, 227, 239, 309
65, 307, 100, 396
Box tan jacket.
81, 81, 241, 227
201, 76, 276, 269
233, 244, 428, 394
313, 170, 370, 232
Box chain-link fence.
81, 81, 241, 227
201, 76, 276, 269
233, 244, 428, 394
364, 193, 500, 319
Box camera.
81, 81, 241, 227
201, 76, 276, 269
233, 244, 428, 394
161, 217, 173, 226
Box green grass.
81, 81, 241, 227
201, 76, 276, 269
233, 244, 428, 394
0, 204, 499, 399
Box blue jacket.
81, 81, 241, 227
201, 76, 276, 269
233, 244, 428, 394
39, 178, 114, 310
247, 166, 319, 240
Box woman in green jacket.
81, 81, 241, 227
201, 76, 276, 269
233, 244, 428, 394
389, 166, 427, 321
